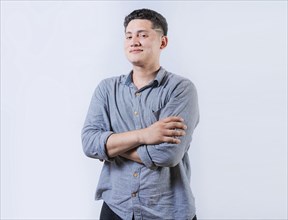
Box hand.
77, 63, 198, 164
139, 116, 187, 145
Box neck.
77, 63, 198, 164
132, 64, 161, 89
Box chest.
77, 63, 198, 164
107, 85, 169, 132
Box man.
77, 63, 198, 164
82, 8, 199, 220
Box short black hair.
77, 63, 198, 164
124, 8, 168, 36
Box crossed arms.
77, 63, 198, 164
81, 79, 199, 169
106, 116, 187, 163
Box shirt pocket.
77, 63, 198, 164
143, 108, 163, 127
151, 108, 161, 120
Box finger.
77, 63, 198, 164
162, 116, 184, 123
164, 129, 186, 137
165, 122, 187, 130
163, 137, 181, 144
163, 129, 186, 137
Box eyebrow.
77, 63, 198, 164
125, 30, 149, 35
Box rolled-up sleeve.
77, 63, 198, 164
81, 82, 114, 162
137, 80, 199, 169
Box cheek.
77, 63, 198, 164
124, 45, 130, 55
124, 40, 130, 48
142, 41, 154, 51
150, 42, 161, 53
146, 39, 161, 50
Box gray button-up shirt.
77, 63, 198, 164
82, 67, 199, 220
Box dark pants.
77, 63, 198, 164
100, 202, 197, 220
100, 202, 125, 220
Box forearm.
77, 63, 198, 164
106, 116, 186, 159
139, 138, 190, 168
106, 129, 144, 158
120, 149, 142, 164
137, 82, 200, 168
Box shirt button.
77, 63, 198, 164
131, 192, 137, 197
133, 172, 138, 177
134, 111, 138, 116
135, 92, 141, 96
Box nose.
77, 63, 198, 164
130, 36, 141, 47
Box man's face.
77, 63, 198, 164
124, 19, 166, 67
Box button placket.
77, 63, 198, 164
134, 92, 141, 116
130, 165, 141, 216
132, 89, 142, 129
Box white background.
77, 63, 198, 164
1, 1, 287, 220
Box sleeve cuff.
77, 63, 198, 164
100, 131, 114, 162
137, 145, 157, 170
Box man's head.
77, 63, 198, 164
124, 8, 168, 36
124, 9, 168, 68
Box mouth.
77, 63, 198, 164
129, 49, 143, 54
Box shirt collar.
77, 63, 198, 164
124, 66, 166, 87
153, 67, 166, 87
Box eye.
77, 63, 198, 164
139, 33, 148, 38
125, 35, 132, 40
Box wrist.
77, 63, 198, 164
136, 128, 146, 145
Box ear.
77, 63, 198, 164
160, 36, 168, 49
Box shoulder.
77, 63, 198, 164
95, 74, 126, 90
97, 75, 124, 88
162, 70, 197, 93
93, 75, 125, 98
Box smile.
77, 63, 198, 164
129, 49, 143, 53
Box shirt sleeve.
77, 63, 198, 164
137, 79, 200, 169
81, 81, 114, 162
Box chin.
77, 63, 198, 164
128, 59, 144, 66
